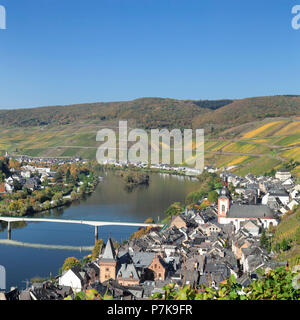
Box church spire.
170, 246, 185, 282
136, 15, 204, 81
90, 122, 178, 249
101, 237, 116, 262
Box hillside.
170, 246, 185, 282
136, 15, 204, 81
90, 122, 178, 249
1, 95, 300, 131
203, 118, 300, 178
0, 98, 232, 130
273, 206, 300, 266
0, 95, 299, 178
193, 95, 300, 133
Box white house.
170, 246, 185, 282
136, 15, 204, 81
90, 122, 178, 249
275, 170, 292, 181
262, 191, 289, 206
59, 268, 86, 293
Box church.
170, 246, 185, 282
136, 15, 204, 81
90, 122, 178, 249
218, 187, 278, 232
98, 238, 168, 286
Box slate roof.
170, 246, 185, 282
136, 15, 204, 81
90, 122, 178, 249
129, 252, 156, 268
117, 263, 140, 280
101, 238, 116, 262
228, 204, 275, 219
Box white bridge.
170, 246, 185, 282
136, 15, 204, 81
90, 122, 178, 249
0, 216, 163, 243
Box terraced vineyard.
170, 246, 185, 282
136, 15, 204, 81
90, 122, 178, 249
203, 119, 300, 178
0, 96, 299, 178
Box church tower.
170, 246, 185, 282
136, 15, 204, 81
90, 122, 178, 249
99, 238, 117, 283
218, 187, 230, 223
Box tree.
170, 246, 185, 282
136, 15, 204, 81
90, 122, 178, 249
62, 257, 81, 271
65, 169, 71, 183
208, 191, 218, 204
280, 239, 290, 252
260, 227, 268, 248
186, 191, 205, 205
52, 192, 63, 206
54, 171, 63, 183
165, 202, 183, 217
13, 179, 22, 191
91, 239, 104, 260
144, 217, 155, 224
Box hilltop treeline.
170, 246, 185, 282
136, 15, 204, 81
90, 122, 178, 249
0, 96, 299, 132
0, 98, 227, 129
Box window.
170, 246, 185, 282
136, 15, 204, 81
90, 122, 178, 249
106, 268, 109, 272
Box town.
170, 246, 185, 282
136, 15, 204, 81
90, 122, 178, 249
1, 159, 299, 300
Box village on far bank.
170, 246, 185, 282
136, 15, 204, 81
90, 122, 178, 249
1, 151, 299, 300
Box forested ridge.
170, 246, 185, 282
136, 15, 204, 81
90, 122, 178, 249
1, 95, 299, 131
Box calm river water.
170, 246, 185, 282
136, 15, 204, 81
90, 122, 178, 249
0, 171, 200, 290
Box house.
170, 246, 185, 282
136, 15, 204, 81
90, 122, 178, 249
5, 183, 14, 194
58, 266, 88, 293
275, 170, 292, 181
241, 246, 269, 274
117, 263, 140, 287
262, 189, 290, 206
169, 215, 187, 229
232, 233, 254, 260
198, 223, 221, 236
148, 254, 168, 281
240, 220, 260, 237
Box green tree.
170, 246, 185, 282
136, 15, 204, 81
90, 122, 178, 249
208, 190, 219, 204
65, 169, 71, 183
62, 257, 81, 271
52, 192, 63, 206
260, 227, 268, 248
165, 202, 183, 217
13, 179, 22, 191
91, 239, 104, 260
280, 239, 290, 252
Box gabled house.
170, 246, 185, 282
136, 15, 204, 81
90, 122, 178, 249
58, 266, 88, 293
169, 215, 187, 230
148, 254, 168, 281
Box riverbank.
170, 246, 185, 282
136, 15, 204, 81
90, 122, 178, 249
0, 160, 101, 217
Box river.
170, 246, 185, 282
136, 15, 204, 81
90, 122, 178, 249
0, 171, 200, 290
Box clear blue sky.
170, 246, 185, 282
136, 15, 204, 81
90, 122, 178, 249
0, 0, 299, 109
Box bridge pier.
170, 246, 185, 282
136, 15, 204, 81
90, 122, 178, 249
95, 226, 98, 243
7, 221, 11, 240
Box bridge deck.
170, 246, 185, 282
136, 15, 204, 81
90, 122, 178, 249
0, 216, 163, 228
